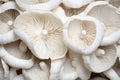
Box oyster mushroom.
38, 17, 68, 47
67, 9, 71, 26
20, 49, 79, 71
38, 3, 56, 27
83, 45, 117, 73
62, 0, 93, 8
83, 1, 120, 46
63, 15, 104, 55
15, 0, 62, 11
14, 11, 67, 60
50, 57, 66, 80
60, 58, 78, 80
0, 40, 34, 69
23, 61, 49, 80
69, 50, 91, 80
0, 1, 20, 44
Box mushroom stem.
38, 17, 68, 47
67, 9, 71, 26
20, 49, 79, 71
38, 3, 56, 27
41, 29, 48, 40
0, 46, 34, 69
53, 7, 68, 24
81, 30, 87, 35
72, 58, 91, 80
19, 41, 27, 53
103, 68, 120, 80
95, 48, 105, 57
9, 68, 17, 80
50, 57, 66, 80
1, 59, 9, 80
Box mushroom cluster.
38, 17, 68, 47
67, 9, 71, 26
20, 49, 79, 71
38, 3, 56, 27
0, 0, 120, 80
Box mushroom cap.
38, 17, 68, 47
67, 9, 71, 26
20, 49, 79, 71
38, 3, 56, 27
83, 45, 117, 73
14, 11, 67, 60
0, 2, 20, 44
16, 0, 62, 11
83, 1, 120, 46
62, 0, 93, 8
63, 15, 104, 55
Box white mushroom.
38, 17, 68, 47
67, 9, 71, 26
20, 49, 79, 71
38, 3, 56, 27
0, 40, 34, 69
83, 45, 117, 73
23, 61, 49, 80
15, 0, 62, 11
60, 58, 78, 80
69, 51, 91, 80
62, 0, 93, 8
0, 1, 20, 44
83, 1, 120, 46
63, 15, 104, 55
14, 11, 67, 60
50, 57, 66, 80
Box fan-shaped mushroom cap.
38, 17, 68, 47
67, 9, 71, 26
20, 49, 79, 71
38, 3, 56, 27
23, 61, 49, 80
0, 40, 34, 69
83, 1, 120, 46
60, 59, 78, 80
0, 2, 20, 44
15, 0, 62, 11
83, 45, 117, 73
63, 15, 104, 55
14, 11, 67, 60
62, 0, 93, 8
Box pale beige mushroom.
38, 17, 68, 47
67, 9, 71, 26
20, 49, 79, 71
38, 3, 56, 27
14, 11, 67, 60
83, 1, 120, 46
63, 15, 104, 55
0, 40, 34, 69
0, 1, 20, 44
15, 0, 62, 11
83, 45, 117, 73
